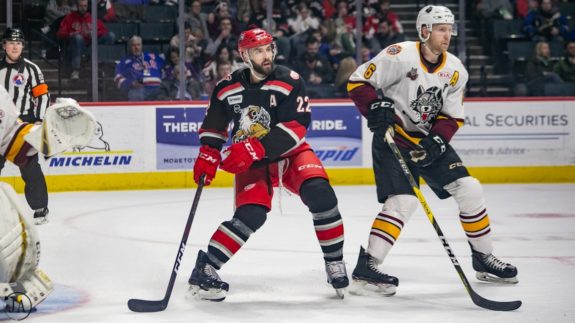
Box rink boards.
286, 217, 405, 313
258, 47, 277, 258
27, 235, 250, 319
1, 98, 574, 192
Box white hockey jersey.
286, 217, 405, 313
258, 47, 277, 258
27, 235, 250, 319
348, 41, 468, 143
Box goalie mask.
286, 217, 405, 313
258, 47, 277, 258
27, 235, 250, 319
238, 28, 276, 78
416, 5, 457, 42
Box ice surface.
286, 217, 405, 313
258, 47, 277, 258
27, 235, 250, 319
3, 184, 573, 322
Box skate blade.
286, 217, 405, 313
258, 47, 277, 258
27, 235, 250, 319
187, 285, 227, 302
349, 279, 396, 297
335, 288, 346, 299
476, 272, 518, 284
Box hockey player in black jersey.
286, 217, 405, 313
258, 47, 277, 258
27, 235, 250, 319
189, 28, 349, 301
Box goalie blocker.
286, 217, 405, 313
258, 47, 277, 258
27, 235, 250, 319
0, 182, 53, 309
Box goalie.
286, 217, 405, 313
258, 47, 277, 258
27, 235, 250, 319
1, 86, 97, 309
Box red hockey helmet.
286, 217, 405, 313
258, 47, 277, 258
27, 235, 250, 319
238, 28, 274, 54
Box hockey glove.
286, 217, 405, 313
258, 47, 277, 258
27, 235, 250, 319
409, 134, 447, 167
220, 137, 266, 174
367, 97, 395, 134
193, 145, 221, 185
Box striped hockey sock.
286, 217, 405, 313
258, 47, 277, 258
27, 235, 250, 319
312, 206, 345, 261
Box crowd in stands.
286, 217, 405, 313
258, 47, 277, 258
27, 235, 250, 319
36, 0, 413, 100
28, 0, 575, 99
474, 0, 575, 95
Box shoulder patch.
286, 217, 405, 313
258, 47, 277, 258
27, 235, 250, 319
290, 70, 300, 80
386, 44, 402, 55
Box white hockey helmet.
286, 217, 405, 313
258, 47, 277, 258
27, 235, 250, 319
416, 5, 457, 42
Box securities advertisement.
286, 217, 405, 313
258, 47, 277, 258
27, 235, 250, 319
307, 104, 363, 167
451, 100, 575, 166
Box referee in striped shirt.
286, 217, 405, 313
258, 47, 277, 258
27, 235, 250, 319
0, 28, 50, 224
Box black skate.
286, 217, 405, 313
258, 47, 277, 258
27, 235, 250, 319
351, 246, 398, 296
325, 260, 349, 299
34, 207, 49, 225
472, 250, 518, 284
188, 250, 229, 301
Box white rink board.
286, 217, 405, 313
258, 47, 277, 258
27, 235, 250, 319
2, 99, 574, 177
452, 100, 575, 166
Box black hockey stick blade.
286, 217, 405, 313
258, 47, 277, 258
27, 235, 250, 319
127, 176, 206, 313
470, 290, 522, 311
127, 299, 168, 313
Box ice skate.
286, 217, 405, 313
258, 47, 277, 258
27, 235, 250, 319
325, 260, 349, 298
188, 250, 229, 301
472, 250, 518, 284
350, 246, 398, 296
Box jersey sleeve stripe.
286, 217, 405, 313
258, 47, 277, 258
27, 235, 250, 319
261, 80, 293, 96
346, 81, 365, 92
277, 120, 306, 141
217, 82, 245, 101
5, 124, 34, 163
31, 83, 48, 97
199, 128, 228, 142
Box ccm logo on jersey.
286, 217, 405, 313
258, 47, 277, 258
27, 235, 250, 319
298, 164, 323, 171
227, 95, 243, 105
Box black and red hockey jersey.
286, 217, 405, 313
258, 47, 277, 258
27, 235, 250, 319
199, 65, 312, 162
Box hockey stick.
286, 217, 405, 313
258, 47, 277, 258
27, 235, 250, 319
127, 175, 206, 312
383, 128, 522, 311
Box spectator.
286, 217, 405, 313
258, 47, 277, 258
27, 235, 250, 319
525, 41, 564, 95
206, 0, 239, 39
524, 0, 569, 42
291, 36, 335, 98
40, 0, 76, 58
248, 0, 291, 60
158, 66, 197, 100
364, 0, 404, 39
369, 19, 406, 54
333, 0, 356, 57
57, 0, 115, 79
205, 17, 239, 57
202, 44, 243, 84
41, 0, 76, 35
202, 60, 233, 97
553, 40, 575, 83
170, 24, 202, 64
96, 0, 116, 22
114, 36, 165, 101
162, 48, 203, 98
185, 0, 209, 41
288, 2, 320, 36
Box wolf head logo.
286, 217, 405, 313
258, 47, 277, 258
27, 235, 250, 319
408, 85, 443, 125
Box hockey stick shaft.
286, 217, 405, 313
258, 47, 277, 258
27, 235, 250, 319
382, 128, 521, 311
128, 175, 206, 312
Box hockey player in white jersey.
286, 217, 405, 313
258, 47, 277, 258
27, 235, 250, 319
347, 5, 518, 296
1, 86, 97, 310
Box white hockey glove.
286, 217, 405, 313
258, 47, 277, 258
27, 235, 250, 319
24, 98, 97, 158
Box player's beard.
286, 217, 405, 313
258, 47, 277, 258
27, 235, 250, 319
252, 59, 273, 78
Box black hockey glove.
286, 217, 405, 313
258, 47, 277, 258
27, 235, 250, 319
367, 97, 395, 134
409, 133, 447, 167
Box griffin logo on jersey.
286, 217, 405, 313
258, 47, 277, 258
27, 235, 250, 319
233, 105, 271, 143
408, 86, 443, 125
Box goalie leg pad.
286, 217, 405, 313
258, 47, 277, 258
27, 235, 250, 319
444, 177, 493, 255
367, 194, 418, 263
